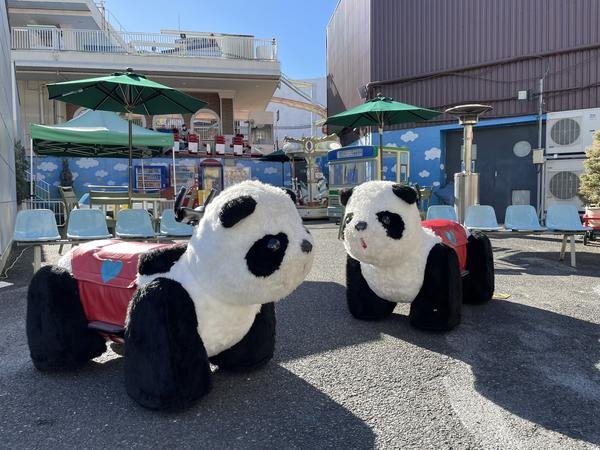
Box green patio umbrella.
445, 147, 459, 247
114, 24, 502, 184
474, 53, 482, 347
325, 95, 440, 178
47, 68, 206, 200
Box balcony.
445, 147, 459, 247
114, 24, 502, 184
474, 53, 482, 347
11, 27, 278, 61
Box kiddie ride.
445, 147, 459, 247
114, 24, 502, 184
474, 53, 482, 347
282, 135, 341, 219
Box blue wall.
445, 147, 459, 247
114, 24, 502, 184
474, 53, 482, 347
33, 156, 292, 198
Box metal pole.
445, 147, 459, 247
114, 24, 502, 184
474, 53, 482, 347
128, 114, 133, 204
378, 114, 384, 180
537, 76, 544, 218
463, 123, 473, 174
29, 137, 34, 199
172, 146, 177, 199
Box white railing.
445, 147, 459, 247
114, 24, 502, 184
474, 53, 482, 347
25, 170, 51, 202
11, 27, 278, 61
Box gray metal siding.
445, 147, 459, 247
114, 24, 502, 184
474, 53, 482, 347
327, 0, 371, 116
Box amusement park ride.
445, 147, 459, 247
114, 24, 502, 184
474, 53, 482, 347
282, 135, 341, 219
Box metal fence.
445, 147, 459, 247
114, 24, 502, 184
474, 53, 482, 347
12, 27, 277, 61
22, 200, 67, 227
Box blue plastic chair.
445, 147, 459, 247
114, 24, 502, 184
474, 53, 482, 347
545, 205, 589, 232
464, 205, 502, 231
504, 205, 546, 231
426, 205, 458, 221
67, 209, 112, 240
13, 209, 61, 242
160, 209, 193, 237
115, 209, 156, 239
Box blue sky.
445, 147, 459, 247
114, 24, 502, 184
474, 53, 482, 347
104, 0, 339, 79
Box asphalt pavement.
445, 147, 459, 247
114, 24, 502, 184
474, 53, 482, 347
1, 224, 599, 449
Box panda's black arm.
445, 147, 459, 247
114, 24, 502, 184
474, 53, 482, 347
209, 303, 276, 370
409, 243, 462, 332
124, 277, 212, 410
346, 254, 396, 320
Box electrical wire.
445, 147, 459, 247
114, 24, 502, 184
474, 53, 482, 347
0, 246, 32, 280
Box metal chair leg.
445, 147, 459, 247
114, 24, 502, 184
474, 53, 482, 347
559, 235, 567, 260
570, 234, 576, 268
33, 245, 42, 273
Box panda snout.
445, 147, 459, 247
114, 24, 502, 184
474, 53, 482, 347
301, 239, 313, 254
354, 221, 368, 231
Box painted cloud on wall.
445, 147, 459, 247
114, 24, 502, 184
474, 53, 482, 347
386, 142, 399, 147
95, 170, 108, 178
113, 162, 128, 171
71, 171, 79, 180
37, 161, 58, 172
433, 181, 440, 187
263, 167, 278, 175
400, 131, 418, 142
418, 170, 430, 178
76, 158, 99, 169
424, 147, 441, 160
107, 180, 116, 186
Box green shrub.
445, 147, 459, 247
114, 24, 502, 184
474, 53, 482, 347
580, 131, 600, 206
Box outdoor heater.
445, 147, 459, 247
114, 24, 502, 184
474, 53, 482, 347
444, 104, 493, 224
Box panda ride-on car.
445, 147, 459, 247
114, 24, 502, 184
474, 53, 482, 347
341, 181, 494, 332
26, 181, 314, 410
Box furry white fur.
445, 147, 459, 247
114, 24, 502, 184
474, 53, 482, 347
343, 181, 440, 303
60, 180, 314, 357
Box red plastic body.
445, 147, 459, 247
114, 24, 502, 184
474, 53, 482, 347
421, 219, 468, 272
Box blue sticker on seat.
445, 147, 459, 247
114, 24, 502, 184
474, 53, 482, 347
101, 260, 123, 283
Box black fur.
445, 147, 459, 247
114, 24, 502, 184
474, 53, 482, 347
124, 277, 212, 410
137, 244, 187, 276
346, 255, 396, 320
245, 233, 289, 277
392, 184, 419, 205
219, 195, 257, 228
340, 187, 354, 206
26, 265, 106, 371
463, 231, 495, 304
376, 211, 405, 239
409, 243, 462, 331
210, 303, 276, 370
283, 188, 297, 204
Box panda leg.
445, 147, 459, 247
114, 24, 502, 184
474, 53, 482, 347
210, 303, 276, 371
409, 244, 462, 331
346, 254, 396, 320
124, 277, 211, 410
26, 265, 106, 372
462, 231, 495, 304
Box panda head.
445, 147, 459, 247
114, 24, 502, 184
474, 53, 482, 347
190, 180, 314, 305
341, 181, 422, 267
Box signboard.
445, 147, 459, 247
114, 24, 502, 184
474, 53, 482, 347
328, 146, 377, 161
224, 166, 251, 188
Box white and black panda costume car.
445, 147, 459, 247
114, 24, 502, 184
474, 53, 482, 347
341, 181, 494, 331
26, 181, 314, 410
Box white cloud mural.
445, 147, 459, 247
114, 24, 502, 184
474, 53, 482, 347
418, 170, 430, 178
37, 161, 58, 172
386, 142, 399, 147
113, 162, 128, 171
440, 163, 445, 169
433, 181, 441, 187
391, 164, 397, 173
382, 166, 388, 173
424, 147, 441, 160
52, 181, 60, 186
71, 172, 79, 180
400, 131, 418, 142
76, 158, 99, 169
95, 169, 108, 178
107, 180, 116, 186
36, 174, 46, 181
263, 167, 278, 175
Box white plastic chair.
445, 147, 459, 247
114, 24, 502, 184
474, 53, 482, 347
160, 209, 193, 237
545, 204, 590, 268
504, 205, 546, 231
115, 209, 156, 239
426, 205, 458, 221
13, 209, 61, 272
464, 205, 502, 231
66, 209, 112, 240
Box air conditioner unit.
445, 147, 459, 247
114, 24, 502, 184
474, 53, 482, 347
544, 157, 586, 212
545, 108, 600, 155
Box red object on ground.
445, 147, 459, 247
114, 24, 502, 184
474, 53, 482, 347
214, 135, 226, 144
188, 134, 199, 143
421, 219, 468, 271
71, 240, 173, 327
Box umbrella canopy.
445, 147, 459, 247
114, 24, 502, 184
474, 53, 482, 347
325, 95, 440, 178
30, 110, 173, 157
46, 69, 207, 200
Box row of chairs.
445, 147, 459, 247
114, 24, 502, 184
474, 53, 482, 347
426, 204, 588, 233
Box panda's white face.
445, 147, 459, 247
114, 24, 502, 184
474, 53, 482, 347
342, 181, 422, 267
190, 180, 314, 305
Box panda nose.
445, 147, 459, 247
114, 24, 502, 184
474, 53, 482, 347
355, 221, 367, 231
301, 239, 313, 254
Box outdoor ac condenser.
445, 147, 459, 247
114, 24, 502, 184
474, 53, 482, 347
544, 157, 586, 212
545, 108, 600, 156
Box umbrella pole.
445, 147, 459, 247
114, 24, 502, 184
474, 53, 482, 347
378, 115, 384, 181
128, 114, 133, 206
172, 146, 177, 199
29, 137, 34, 200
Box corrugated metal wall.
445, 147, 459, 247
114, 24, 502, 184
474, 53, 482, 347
327, 0, 600, 119
326, 0, 371, 116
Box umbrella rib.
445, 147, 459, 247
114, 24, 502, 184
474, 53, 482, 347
93, 84, 122, 110
156, 89, 198, 113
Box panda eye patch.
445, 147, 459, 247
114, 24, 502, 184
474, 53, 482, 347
376, 211, 405, 239
245, 233, 289, 277
344, 212, 354, 225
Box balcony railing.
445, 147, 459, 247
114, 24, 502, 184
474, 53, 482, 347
11, 27, 278, 61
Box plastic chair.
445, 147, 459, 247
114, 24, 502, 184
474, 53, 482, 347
115, 209, 156, 239
160, 209, 193, 237
13, 209, 61, 242
426, 205, 458, 221
66, 209, 112, 240
464, 205, 502, 231
504, 205, 546, 231
545, 205, 589, 232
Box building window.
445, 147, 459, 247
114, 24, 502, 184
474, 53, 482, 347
191, 109, 220, 140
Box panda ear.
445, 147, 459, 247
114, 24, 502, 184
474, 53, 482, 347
392, 184, 420, 205
219, 195, 257, 228
282, 188, 297, 204
340, 187, 354, 206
